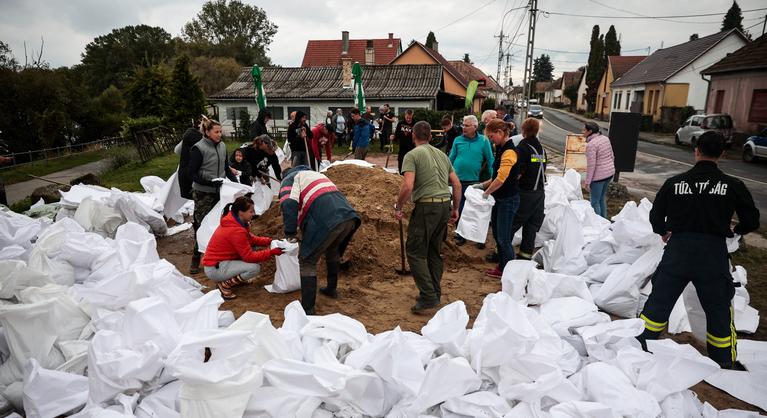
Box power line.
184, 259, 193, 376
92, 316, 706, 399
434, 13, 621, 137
586, 0, 726, 24
508, 43, 649, 55
540, 7, 767, 20
434, 0, 502, 32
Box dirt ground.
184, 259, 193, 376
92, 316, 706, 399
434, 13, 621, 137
156, 153, 764, 413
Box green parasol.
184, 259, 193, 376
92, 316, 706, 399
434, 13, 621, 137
465, 80, 479, 110
352, 62, 365, 112
251, 65, 267, 110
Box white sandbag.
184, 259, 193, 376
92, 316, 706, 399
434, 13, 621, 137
0, 298, 65, 386
114, 222, 160, 269
705, 369, 767, 412
135, 380, 181, 418
196, 180, 253, 252
528, 271, 594, 306
252, 182, 273, 215
228, 311, 293, 364
569, 362, 660, 418
659, 390, 704, 418
23, 358, 89, 418
173, 289, 224, 333
574, 318, 644, 362
548, 400, 620, 418
0, 211, 42, 248
166, 329, 263, 418
282, 139, 291, 162
736, 340, 767, 373
87, 329, 163, 404
440, 391, 511, 418
0, 244, 28, 261
265, 240, 300, 293
421, 301, 469, 357
640, 339, 720, 400
455, 187, 494, 244
17, 284, 91, 342
544, 206, 587, 275
538, 297, 607, 337
268, 166, 281, 197
409, 354, 481, 414
610, 200, 658, 247
302, 313, 368, 352
593, 245, 663, 318
0, 260, 51, 299
468, 292, 540, 371
123, 296, 182, 356
58, 231, 113, 269
500, 260, 538, 304
111, 192, 168, 236
344, 326, 426, 397
59, 184, 112, 209
245, 386, 322, 418
321, 159, 375, 171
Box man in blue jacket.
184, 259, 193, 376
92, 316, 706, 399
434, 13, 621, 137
279, 166, 361, 315
351, 108, 373, 160
448, 114, 495, 246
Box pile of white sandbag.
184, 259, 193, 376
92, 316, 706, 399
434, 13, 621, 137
1, 204, 765, 417
529, 170, 759, 336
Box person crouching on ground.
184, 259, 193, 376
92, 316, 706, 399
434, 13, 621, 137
395, 121, 462, 313
229, 148, 254, 185
474, 118, 520, 279
203, 195, 284, 299
279, 166, 361, 315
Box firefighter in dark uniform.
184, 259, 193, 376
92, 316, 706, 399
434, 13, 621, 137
637, 131, 760, 368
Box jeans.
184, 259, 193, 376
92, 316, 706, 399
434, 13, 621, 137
491, 194, 521, 270
204, 260, 261, 282
589, 176, 612, 218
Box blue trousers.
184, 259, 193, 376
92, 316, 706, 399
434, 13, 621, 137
589, 177, 612, 218
491, 194, 521, 270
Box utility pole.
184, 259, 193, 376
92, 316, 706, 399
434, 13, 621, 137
521, 0, 538, 117
762, 14, 766, 35
503, 52, 512, 90
496, 30, 506, 83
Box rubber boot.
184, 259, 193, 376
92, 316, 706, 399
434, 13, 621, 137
189, 251, 202, 275
301, 276, 317, 315
319, 262, 339, 298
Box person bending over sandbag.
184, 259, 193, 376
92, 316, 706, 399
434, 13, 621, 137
279, 166, 360, 315
202, 195, 284, 299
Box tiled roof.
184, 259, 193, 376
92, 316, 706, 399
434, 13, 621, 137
562, 71, 583, 90
613, 29, 745, 87
209, 64, 442, 101
535, 81, 552, 93
302, 37, 401, 67
608, 55, 647, 80
703, 33, 767, 75
391, 42, 468, 87
448, 60, 504, 92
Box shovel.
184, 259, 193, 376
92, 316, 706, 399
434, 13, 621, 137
395, 217, 410, 275
384, 143, 393, 168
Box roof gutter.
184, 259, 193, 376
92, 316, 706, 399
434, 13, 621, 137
701, 72, 711, 113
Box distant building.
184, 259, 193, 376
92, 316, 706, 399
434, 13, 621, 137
610, 30, 747, 122
702, 33, 767, 134
302, 31, 402, 67
576, 66, 589, 112
544, 77, 562, 105
449, 60, 506, 103
533, 81, 552, 103
390, 41, 484, 112
594, 55, 647, 119
209, 64, 443, 134
561, 70, 584, 106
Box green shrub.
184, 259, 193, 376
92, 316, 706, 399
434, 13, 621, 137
120, 116, 165, 140
481, 98, 497, 111
412, 108, 473, 129
108, 146, 139, 170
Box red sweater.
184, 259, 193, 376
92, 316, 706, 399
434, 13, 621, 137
202, 212, 273, 266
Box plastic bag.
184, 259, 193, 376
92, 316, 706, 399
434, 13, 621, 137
252, 182, 273, 215
23, 358, 89, 418
421, 301, 469, 357
265, 240, 300, 293
440, 391, 511, 418
569, 362, 660, 418
197, 181, 253, 253
455, 187, 495, 244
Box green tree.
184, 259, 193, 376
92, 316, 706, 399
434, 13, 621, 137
721, 1, 744, 33
83, 85, 129, 139
168, 55, 206, 126
426, 31, 438, 50
604, 25, 621, 58
463, 53, 471, 63
238, 108, 251, 139
81, 25, 174, 94
481, 97, 497, 111
532, 54, 554, 82
564, 84, 579, 111
125, 64, 171, 118
0, 41, 19, 70
189, 55, 242, 96
585, 25, 605, 112
182, 0, 277, 66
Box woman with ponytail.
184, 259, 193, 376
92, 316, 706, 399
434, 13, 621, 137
202, 195, 284, 299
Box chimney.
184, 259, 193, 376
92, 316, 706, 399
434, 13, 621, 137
388, 33, 394, 48
342, 31, 350, 55
365, 40, 375, 65
432, 40, 438, 52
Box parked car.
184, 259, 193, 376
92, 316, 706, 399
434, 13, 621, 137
675, 114, 734, 147
742, 127, 767, 163
516, 100, 527, 108
528, 104, 543, 119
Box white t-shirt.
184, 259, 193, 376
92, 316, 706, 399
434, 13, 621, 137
335, 115, 346, 132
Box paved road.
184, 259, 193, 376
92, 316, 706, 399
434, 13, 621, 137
5, 159, 112, 205
528, 110, 767, 216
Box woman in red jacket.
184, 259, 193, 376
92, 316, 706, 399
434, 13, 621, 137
203, 195, 283, 299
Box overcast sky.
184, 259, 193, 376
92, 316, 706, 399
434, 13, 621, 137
2, 0, 766, 85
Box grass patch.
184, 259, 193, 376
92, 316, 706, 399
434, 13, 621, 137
1, 150, 107, 185
10, 196, 33, 213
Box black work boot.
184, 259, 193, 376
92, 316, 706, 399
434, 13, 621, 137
301, 276, 318, 315
189, 252, 202, 275
319, 262, 339, 298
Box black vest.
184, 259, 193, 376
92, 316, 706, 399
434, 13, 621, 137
491, 139, 520, 199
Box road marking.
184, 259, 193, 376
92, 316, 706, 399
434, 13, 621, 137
542, 115, 767, 187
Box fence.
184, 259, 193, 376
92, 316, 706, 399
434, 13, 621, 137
0, 136, 128, 170
131, 126, 179, 163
